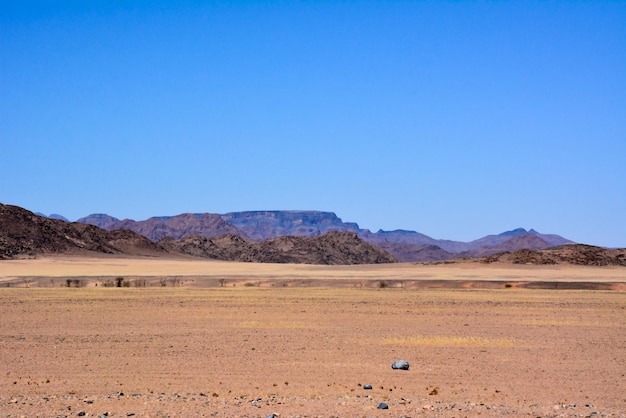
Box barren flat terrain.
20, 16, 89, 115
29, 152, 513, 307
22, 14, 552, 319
1, 256, 625, 289
1, 258, 625, 417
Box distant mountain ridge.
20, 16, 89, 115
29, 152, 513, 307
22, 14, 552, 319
106, 213, 242, 242
5, 203, 624, 266
72, 209, 574, 262
76, 214, 120, 229
221, 210, 360, 240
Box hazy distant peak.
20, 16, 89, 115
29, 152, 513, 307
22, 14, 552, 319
376, 229, 415, 234
34, 212, 69, 222
499, 228, 529, 237
76, 213, 121, 229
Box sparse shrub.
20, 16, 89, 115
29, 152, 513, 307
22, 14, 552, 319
65, 279, 83, 288
378, 281, 388, 288
133, 279, 146, 287
244, 282, 256, 287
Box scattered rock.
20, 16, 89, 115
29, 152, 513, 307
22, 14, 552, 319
391, 360, 410, 370
363, 384, 373, 390
377, 402, 389, 409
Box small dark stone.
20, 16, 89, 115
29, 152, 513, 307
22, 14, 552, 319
377, 402, 389, 409
391, 360, 410, 370
363, 384, 373, 390
77, 413, 86, 417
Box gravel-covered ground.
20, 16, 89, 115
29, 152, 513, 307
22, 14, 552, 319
1, 283, 624, 417
1, 391, 621, 417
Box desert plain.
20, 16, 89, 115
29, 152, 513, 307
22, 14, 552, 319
0, 257, 625, 417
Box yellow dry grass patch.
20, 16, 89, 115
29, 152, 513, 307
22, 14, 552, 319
384, 335, 517, 347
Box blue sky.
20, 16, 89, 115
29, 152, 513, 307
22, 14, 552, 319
1, 1, 625, 247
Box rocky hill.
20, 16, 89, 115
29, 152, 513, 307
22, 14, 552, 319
0, 203, 165, 258
160, 231, 397, 265
106, 213, 243, 241
375, 242, 457, 262
159, 234, 258, 262
481, 244, 626, 266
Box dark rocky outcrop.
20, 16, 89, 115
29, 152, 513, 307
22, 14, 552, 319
481, 244, 626, 266
0, 203, 165, 259
161, 231, 397, 265
159, 234, 258, 262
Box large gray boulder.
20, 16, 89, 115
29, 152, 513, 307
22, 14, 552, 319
391, 360, 410, 370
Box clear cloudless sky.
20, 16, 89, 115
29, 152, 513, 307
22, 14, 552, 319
1, 1, 625, 247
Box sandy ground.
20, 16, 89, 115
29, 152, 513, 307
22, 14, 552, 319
1, 256, 625, 289
0, 257, 625, 417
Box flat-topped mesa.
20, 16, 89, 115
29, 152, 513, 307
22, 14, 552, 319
220, 210, 361, 241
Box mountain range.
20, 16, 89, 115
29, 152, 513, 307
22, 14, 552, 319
1, 203, 394, 264
4, 203, 624, 266
75, 210, 572, 262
